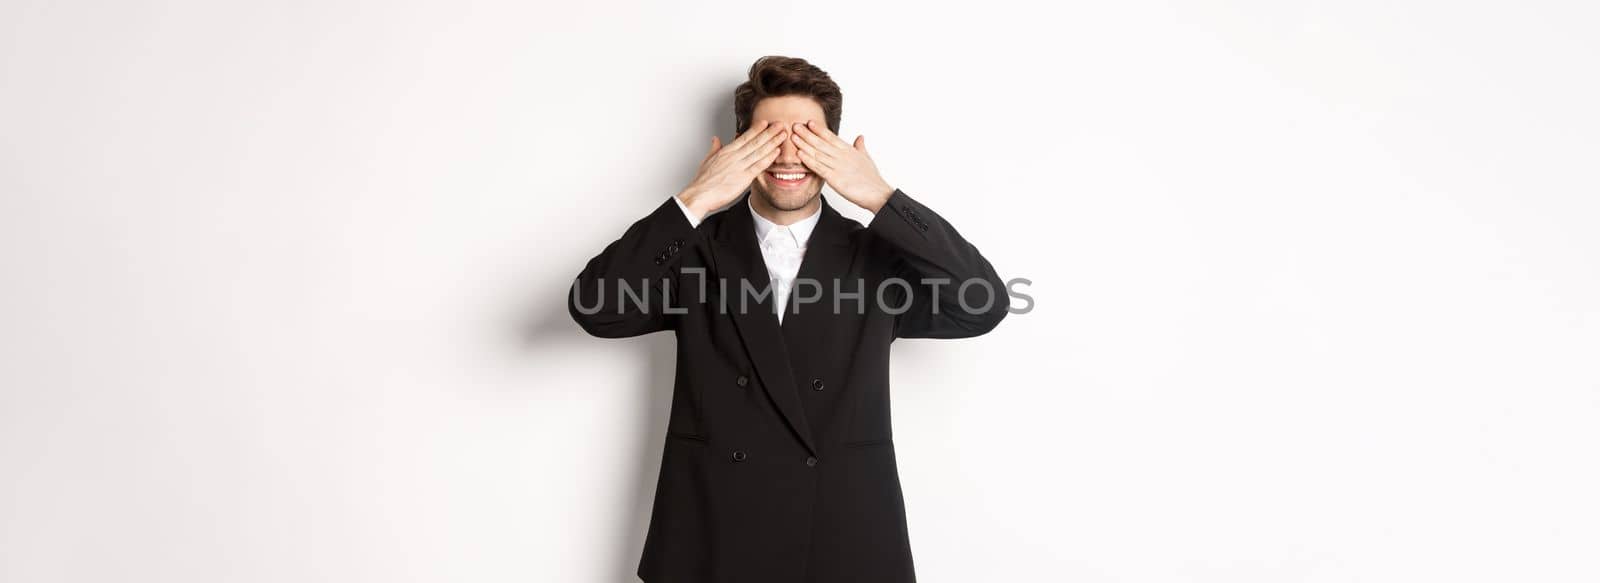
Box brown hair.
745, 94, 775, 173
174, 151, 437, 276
734, 56, 843, 136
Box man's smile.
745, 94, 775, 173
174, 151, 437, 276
766, 170, 811, 188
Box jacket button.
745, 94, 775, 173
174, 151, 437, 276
805, 456, 817, 467
732, 450, 748, 462
811, 378, 824, 391
736, 375, 748, 387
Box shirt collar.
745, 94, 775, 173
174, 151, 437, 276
749, 195, 821, 248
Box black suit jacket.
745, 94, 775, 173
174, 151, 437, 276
569, 188, 1008, 583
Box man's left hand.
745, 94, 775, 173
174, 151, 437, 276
790, 120, 895, 214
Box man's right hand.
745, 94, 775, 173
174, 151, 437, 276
675, 120, 788, 221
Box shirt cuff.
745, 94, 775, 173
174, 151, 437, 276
672, 195, 703, 228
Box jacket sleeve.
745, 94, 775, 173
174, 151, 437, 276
568, 196, 704, 338
866, 188, 1010, 339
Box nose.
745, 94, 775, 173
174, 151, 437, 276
776, 128, 801, 165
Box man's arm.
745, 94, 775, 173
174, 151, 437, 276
786, 121, 1008, 338
868, 189, 1009, 339
569, 121, 788, 338
567, 197, 702, 338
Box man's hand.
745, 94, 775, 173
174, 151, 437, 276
676, 120, 789, 220
790, 120, 895, 213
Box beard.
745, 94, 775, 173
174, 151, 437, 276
751, 177, 823, 212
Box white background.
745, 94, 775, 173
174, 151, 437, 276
3, 1, 1597, 581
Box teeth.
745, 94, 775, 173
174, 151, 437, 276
772, 173, 806, 181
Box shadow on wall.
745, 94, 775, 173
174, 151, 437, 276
511, 90, 737, 582
516, 264, 677, 583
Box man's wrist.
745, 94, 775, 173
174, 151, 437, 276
858, 184, 895, 214
676, 188, 721, 221
668, 195, 699, 228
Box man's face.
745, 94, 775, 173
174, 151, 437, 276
749, 95, 826, 212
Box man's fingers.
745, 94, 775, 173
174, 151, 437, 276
791, 121, 841, 159
738, 127, 787, 165
726, 120, 769, 151
729, 119, 780, 152
820, 122, 852, 149
804, 120, 853, 150
746, 144, 781, 172
790, 125, 835, 163
797, 147, 833, 174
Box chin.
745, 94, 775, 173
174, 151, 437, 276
754, 183, 821, 212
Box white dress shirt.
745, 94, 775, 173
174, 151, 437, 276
673, 195, 821, 323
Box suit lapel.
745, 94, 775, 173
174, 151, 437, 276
709, 192, 860, 457
710, 191, 818, 457
778, 195, 856, 330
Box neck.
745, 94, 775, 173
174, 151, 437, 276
750, 192, 822, 226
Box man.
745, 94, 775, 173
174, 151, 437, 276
569, 55, 1009, 583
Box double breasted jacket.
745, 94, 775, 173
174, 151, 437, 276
568, 188, 1008, 582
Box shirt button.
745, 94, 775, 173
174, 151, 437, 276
736, 375, 748, 387
732, 451, 748, 462
805, 456, 818, 467
811, 378, 824, 391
